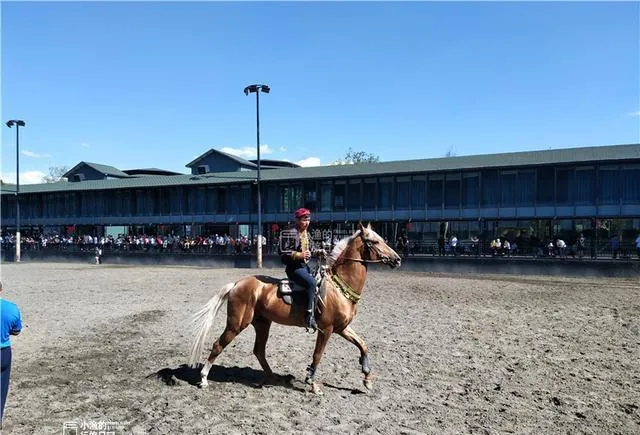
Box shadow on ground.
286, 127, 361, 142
151, 364, 306, 392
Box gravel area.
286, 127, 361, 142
0, 262, 638, 434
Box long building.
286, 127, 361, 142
2, 144, 639, 254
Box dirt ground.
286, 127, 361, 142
0, 262, 638, 434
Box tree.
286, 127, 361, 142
332, 147, 380, 165
444, 146, 456, 157
42, 166, 69, 183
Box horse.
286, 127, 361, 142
188, 222, 401, 395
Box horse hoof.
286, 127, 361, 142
363, 379, 373, 391
305, 376, 313, 385
198, 380, 209, 389
311, 382, 324, 395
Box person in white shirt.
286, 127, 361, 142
547, 241, 554, 257
503, 239, 511, 257
556, 239, 567, 259
450, 235, 458, 256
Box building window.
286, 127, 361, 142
445, 173, 461, 209
303, 181, 317, 211
427, 174, 443, 208
347, 179, 361, 210
378, 177, 393, 210
599, 166, 619, 205
621, 165, 640, 203
556, 168, 573, 205
266, 184, 279, 213
574, 167, 595, 205
334, 181, 346, 211
363, 178, 376, 210
411, 175, 426, 209
395, 176, 410, 210
462, 172, 479, 207
481, 170, 499, 207
518, 171, 535, 206
320, 182, 332, 212
536, 167, 554, 205
500, 171, 517, 207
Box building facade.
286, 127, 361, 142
2, 144, 640, 255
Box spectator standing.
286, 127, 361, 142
450, 235, 458, 256
1, 281, 22, 426
437, 236, 445, 256
470, 235, 480, 256
503, 239, 511, 257
556, 238, 567, 259
635, 232, 640, 259
577, 233, 586, 260
610, 236, 620, 259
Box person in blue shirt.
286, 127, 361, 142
1, 280, 22, 426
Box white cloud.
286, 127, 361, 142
279, 146, 287, 152
296, 157, 321, 167
0, 170, 46, 185
221, 145, 274, 159
80, 142, 91, 148
22, 150, 51, 158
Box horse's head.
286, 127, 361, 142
357, 222, 402, 268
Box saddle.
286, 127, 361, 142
277, 267, 327, 306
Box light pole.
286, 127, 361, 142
244, 84, 270, 268
6, 119, 26, 262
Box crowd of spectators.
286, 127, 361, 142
2, 230, 639, 260
0, 233, 270, 256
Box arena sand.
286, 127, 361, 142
0, 262, 638, 434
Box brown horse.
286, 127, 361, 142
188, 222, 401, 394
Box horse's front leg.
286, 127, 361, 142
305, 327, 333, 395
338, 326, 373, 391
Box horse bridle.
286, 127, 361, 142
336, 230, 392, 265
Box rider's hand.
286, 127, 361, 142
303, 250, 311, 261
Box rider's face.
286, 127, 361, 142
297, 216, 311, 230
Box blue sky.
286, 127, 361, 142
2, 1, 639, 184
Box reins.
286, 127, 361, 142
327, 229, 391, 304
336, 257, 383, 264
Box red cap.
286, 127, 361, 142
294, 208, 311, 219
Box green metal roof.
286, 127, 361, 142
3, 143, 639, 195
63, 161, 132, 179
185, 148, 257, 169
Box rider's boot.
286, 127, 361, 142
305, 309, 317, 332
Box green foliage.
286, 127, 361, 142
41, 166, 69, 183
332, 147, 379, 165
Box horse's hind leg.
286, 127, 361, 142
200, 311, 253, 388
252, 317, 274, 382
338, 326, 373, 391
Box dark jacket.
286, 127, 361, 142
279, 228, 315, 268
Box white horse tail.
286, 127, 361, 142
188, 282, 235, 368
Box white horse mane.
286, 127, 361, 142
326, 233, 357, 266
326, 228, 384, 267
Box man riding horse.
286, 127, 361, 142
278, 208, 322, 331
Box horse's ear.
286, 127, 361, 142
367, 222, 372, 230
358, 221, 365, 232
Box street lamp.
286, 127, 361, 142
6, 119, 26, 262
244, 84, 270, 269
